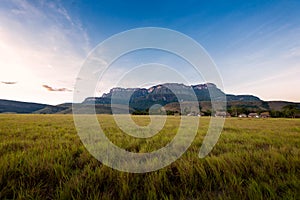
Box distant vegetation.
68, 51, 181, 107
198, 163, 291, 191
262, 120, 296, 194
0, 115, 299, 199
227, 104, 300, 118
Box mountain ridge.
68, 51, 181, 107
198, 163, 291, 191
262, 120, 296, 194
82, 83, 261, 110
0, 83, 299, 116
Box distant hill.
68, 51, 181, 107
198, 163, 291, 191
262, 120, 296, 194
0, 99, 49, 113
267, 101, 300, 110
32, 105, 70, 114
54, 104, 134, 114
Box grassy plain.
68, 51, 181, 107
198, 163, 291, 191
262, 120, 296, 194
0, 114, 299, 199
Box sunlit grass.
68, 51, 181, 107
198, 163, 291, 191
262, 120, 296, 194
0, 114, 299, 199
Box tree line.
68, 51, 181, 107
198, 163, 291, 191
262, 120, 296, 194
227, 104, 300, 118
132, 104, 300, 118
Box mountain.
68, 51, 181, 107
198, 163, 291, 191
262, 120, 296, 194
0, 99, 50, 113
81, 83, 300, 115
82, 83, 263, 111
83, 83, 225, 110
0, 83, 299, 115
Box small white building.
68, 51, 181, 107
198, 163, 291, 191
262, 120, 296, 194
248, 113, 259, 118
215, 111, 231, 118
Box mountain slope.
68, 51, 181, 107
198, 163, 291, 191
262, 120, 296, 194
0, 99, 50, 113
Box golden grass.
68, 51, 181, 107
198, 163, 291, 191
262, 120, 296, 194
0, 114, 299, 199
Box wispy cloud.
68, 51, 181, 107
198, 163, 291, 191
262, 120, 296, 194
42, 85, 72, 92
0, 0, 90, 104
1, 81, 17, 85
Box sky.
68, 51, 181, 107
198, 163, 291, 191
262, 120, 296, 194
0, 0, 299, 104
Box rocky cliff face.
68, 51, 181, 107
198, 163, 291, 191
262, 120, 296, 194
82, 82, 260, 111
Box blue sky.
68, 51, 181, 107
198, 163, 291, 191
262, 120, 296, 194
0, 0, 299, 104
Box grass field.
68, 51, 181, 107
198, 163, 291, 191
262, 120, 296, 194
0, 114, 299, 199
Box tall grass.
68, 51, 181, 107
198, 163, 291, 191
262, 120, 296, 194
0, 115, 299, 199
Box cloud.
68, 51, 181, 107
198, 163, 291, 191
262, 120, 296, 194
42, 85, 72, 92
1, 81, 17, 85
0, 0, 90, 104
